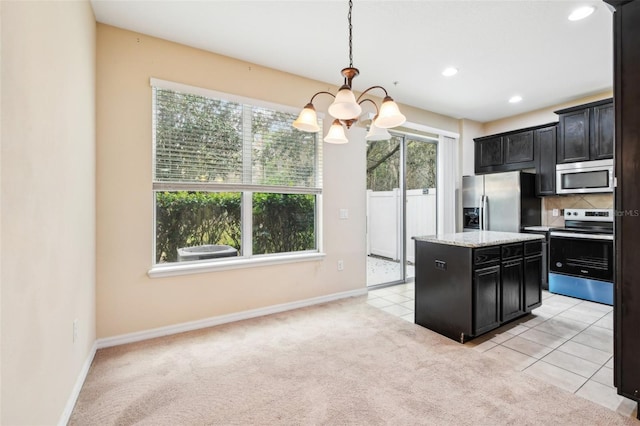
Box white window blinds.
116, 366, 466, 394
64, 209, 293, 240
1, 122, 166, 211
153, 89, 244, 184
152, 83, 322, 193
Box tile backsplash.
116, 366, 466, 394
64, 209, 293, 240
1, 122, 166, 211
542, 194, 614, 227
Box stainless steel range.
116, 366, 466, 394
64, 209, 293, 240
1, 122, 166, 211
549, 208, 614, 305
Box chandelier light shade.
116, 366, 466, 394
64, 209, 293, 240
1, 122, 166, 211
293, 0, 404, 144
328, 85, 363, 119
324, 119, 349, 144
365, 116, 392, 141
293, 103, 321, 132
375, 96, 407, 129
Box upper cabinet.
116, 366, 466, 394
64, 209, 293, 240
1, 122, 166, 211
534, 125, 557, 196
474, 136, 503, 173
474, 124, 552, 176
472, 98, 612, 197
474, 129, 536, 174
555, 98, 614, 164
591, 101, 615, 160
474, 123, 557, 196
505, 131, 535, 165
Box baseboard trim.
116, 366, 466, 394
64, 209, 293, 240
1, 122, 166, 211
96, 288, 367, 350
58, 341, 97, 426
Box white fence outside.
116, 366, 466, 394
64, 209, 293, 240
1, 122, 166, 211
366, 188, 437, 264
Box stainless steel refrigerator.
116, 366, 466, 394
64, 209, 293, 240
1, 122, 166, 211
462, 171, 541, 232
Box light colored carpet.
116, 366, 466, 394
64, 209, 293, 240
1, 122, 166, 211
70, 297, 638, 425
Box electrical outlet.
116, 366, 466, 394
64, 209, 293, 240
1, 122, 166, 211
337, 260, 344, 271
339, 209, 349, 219
73, 319, 78, 343
552, 208, 559, 217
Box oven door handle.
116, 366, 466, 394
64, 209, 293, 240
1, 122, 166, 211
550, 231, 614, 241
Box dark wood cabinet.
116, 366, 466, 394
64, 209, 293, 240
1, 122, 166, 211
534, 125, 557, 196
524, 255, 543, 311
500, 243, 524, 322
473, 265, 501, 335
555, 98, 613, 164
414, 242, 473, 343
504, 131, 534, 165
523, 240, 543, 311
606, 0, 640, 418
472, 102, 610, 186
557, 108, 590, 163
474, 123, 555, 175
414, 238, 543, 343
501, 259, 524, 322
591, 101, 615, 160
475, 136, 503, 172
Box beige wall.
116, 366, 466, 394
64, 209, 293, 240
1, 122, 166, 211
1, 1, 96, 425
95, 24, 458, 339
392, 103, 459, 137
459, 118, 485, 177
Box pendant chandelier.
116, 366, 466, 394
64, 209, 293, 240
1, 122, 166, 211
292, 0, 406, 144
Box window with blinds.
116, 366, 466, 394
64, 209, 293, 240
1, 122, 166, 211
152, 81, 322, 265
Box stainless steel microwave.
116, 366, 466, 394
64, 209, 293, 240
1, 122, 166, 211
556, 159, 614, 194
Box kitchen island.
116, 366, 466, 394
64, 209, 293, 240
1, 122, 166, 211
413, 231, 545, 343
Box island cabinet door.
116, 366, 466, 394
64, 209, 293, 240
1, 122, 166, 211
524, 255, 543, 311
501, 258, 524, 322
473, 265, 501, 335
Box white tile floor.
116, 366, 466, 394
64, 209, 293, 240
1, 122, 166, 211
367, 283, 638, 420
366, 255, 414, 287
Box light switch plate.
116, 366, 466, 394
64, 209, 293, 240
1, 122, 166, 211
339, 208, 349, 219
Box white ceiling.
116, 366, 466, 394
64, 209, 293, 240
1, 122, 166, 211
90, 0, 613, 123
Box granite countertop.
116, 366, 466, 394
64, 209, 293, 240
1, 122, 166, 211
522, 226, 552, 232
413, 231, 545, 248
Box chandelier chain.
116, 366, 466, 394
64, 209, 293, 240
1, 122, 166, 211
348, 0, 353, 68
293, 0, 405, 141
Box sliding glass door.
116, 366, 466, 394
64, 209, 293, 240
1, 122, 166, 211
404, 137, 438, 280
366, 133, 437, 287
366, 136, 402, 285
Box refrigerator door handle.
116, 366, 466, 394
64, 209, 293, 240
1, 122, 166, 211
479, 195, 484, 230
482, 195, 489, 230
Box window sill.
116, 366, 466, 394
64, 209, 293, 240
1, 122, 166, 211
148, 252, 326, 278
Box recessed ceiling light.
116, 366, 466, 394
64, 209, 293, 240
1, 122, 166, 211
442, 67, 458, 77
509, 95, 523, 104
568, 6, 595, 21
